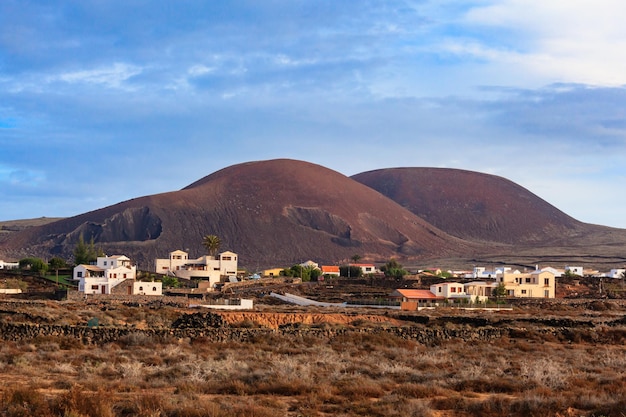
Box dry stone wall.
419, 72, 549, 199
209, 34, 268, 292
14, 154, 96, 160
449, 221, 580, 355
0, 315, 624, 345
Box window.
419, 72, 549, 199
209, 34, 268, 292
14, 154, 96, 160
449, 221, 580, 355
162, 267, 169, 270
222, 256, 232, 261
451, 287, 456, 293
525, 278, 531, 283
544, 290, 550, 298
77, 271, 83, 278
139, 286, 143, 291
544, 278, 550, 286
91, 285, 99, 290
104, 261, 107, 266
123, 274, 127, 279
153, 287, 157, 292
438, 287, 442, 293
521, 289, 527, 294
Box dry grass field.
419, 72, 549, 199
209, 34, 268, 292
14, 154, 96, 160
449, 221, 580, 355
0, 295, 625, 417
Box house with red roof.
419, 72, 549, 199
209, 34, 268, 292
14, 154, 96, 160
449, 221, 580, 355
389, 288, 443, 310
320, 265, 340, 276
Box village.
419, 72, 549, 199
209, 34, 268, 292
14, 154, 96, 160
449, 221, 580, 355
4, 241, 623, 310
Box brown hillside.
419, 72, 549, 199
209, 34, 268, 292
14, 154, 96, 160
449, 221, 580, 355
0, 160, 475, 268
352, 168, 626, 269
352, 167, 593, 244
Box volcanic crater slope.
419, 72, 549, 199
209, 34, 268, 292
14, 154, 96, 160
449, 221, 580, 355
0, 159, 473, 267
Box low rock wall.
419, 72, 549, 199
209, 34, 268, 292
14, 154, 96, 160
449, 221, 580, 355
0, 320, 623, 346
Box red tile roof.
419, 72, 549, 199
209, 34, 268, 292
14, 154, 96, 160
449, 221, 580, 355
393, 289, 440, 300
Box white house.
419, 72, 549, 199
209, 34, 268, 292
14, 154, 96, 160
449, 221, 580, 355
430, 282, 466, 298
133, 282, 162, 296
565, 266, 584, 276
0, 260, 19, 270
352, 263, 379, 275
154, 250, 238, 288
606, 269, 626, 279
300, 260, 319, 269
471, 266, 513, 279
428, 281, 490, 302
74, 255, 137, 295
540, 266, 563, 277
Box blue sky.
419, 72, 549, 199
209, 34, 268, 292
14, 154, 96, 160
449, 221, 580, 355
1, 0, 626, 228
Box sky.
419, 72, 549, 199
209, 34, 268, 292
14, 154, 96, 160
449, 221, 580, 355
1, 0, 626, 228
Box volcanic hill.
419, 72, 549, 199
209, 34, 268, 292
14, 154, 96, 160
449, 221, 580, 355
351, 167, 586, 244
352, 167, 626, 267
0, 159, 475, 267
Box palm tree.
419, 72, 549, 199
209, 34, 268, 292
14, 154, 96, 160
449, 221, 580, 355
351, 254, 362, 263
202, 234, 221, 258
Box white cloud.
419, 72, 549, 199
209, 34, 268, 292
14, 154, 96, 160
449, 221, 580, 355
54, 62, 142, 88
188, 64, 214, 77
461, 0, 626, 86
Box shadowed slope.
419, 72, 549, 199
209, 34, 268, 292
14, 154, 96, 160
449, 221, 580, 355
0, 160, 474, 267
352, 168, 590, 245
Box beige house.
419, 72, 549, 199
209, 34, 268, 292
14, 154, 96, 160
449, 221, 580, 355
262, 267, 284, 277
464, 281, 497, 300
497, 270, 555, 298
154, 250, 238, 288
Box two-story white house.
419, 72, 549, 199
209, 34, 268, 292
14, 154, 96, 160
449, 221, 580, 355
428, 282, 490, 303
74, 255, 137, 295
154, 250, 238, 288
430, 282, 466, 299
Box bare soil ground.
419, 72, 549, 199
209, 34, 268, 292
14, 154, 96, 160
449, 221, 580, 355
0, 274, 625, 416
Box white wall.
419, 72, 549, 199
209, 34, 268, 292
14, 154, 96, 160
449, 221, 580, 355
133, 282, 162, 295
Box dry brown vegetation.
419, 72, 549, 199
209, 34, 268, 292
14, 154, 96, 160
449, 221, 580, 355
0, 296, 625, 417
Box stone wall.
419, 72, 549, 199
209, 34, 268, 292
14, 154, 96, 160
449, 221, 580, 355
0, 318, 623, 346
